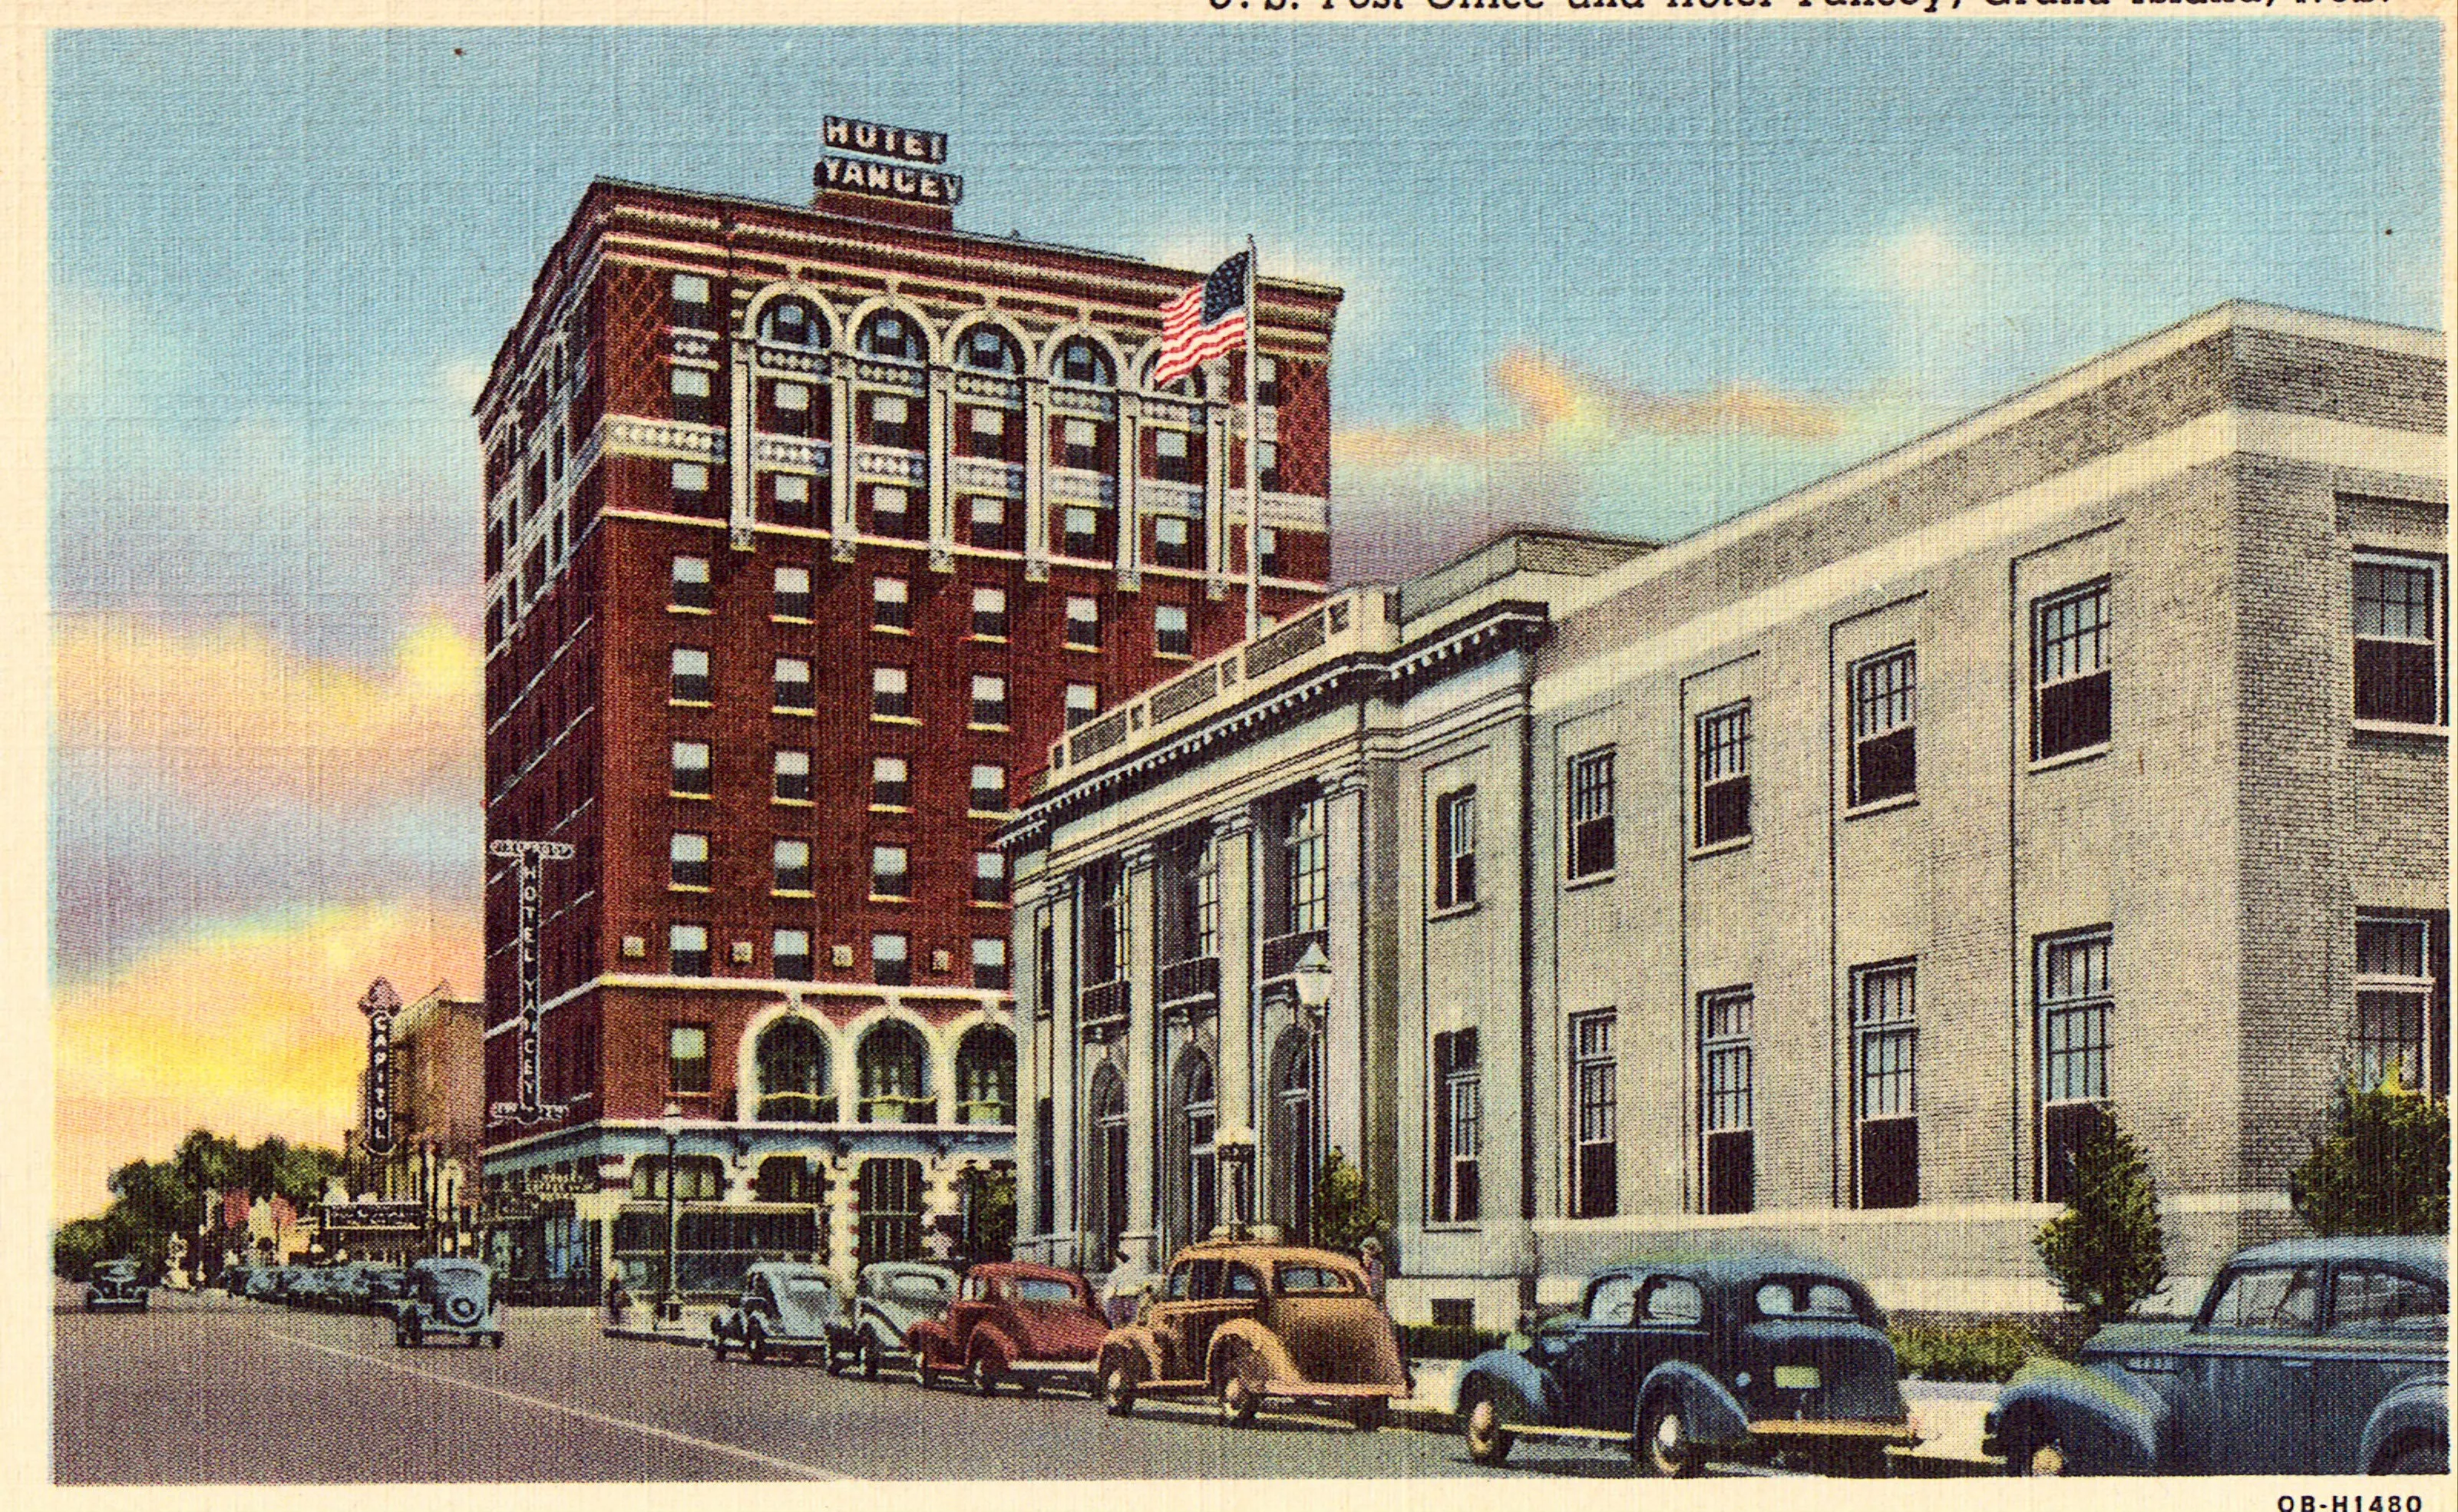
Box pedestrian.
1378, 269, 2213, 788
605, 1266, 628, 1325
1358, 1236, 1386, 1304
1101, 1243, 1153, 1327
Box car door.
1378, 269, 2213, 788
1554, 1273, 1644, 1432
2176, 1263, 2320, 1472
2311, 1262, 2449, 1472
1631, 1274, 1713, 1407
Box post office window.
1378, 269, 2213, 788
1695, 702, 1752, 849
2033, 579, 2112, 761
2354, 554, 2444, 725
1848, 645, 1916, 807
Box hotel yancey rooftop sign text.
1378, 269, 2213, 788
816, 114, 963, 206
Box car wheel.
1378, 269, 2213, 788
748, 1327, 768, 1365
918, 1352, 940, 1390
1637, 1395, 1698, 1478
1101, 1359, 1138, 1418
860, 1336, 882, 1382
405, 1320, 422, 1349
1461, 1389, 1515, 1467
1351, 1398, 1387, 1434
1211, 1345, 1262, 1427
2000, 1418, 2066, 1477
970, 1348, 1003, 1398
2384, 1439, 2448, 1477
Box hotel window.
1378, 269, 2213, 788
773, 657, 814, 713
871, 755, 910, 810
669, 926, 711, 981
963, 325, 1021, 374
2354, 555, 2443, 725
971, 586, 1009, 639
859, 312, 923, 363
965, 405, 1006, 460
670, 740, 712, 798
768, 472, 813, 527
1849, 645, 1918, 807
1695, 702, 1752, 848
871, 933, 911, 988
773, 748, 811, 804
1153, 515, 1192, 568
871, 576, 910, 631
670, 556, 712, 612
1151, 428, 1192, 484
1853, 964, 1918, 1210
1567, 748, 1616, 880
2356, 914, 2447, 1097
873, 666, 910, 721
1155, 605, 1192, 659
1434, 787, 1477, 910
772, 566, 812, 621
1286, 794, 1329, 936
1065, 682, 1099, 729
762, 380, 814, 437
970, 764, 1006, 814
758, 297, 820, 348
774, 929, 813, 982
1257, 527, 1280, 578
2033, 579, 2112, 761
971, 675, 1009, 729
974, 850, 1009, 904
967, 495, 1007, 550
669, 832, 711, 890
1257, 441, 1280, 493
669, 365, 714, 425
973, 937, 1010, 991
1432, 1029, 1482, 1223
773, 839, 812, 895
2037, 929, 2113, 1203
670, 461, 710, 503
1056, 336, 1112, 387
669, 647, 710, 705
1700, 989, 1755, 1215
868, 484, 914, 539
668, 273, 712, 328
1059, 418, 1102, 472
1065, 596, 1102, 651
1063, 507, 1100, 559
667, 1022, 710, 1092
1571, 1011, 1617, 1219
871, 844, 910, 900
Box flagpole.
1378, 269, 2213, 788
1243, 234, 1261, 642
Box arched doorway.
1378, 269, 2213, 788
1268, 1027, 1318, 1243
1088, 1066, 1128, 1265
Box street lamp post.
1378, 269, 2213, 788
1214, 1124, 1257, 1240
659, 1101, 684, 1328
1290, 943, 1334, 1243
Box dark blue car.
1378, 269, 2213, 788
1987, 1236, 2448, 1476
1453, 1254, 1916, 1477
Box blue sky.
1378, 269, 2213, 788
45, 19, 2443, 1213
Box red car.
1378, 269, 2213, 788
904, 1263, 1108, 1396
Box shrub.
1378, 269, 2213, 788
1309, 1148, 1385, 1254
1395, 1323, 1511, 1361
2289, 1075, 2450, 1236
1888, 1319, 2052, 1382
2033, 1114, 2167, 1329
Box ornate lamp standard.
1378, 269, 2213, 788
1290, 942, 1334, 1243
1214, 1124, 1257, 1240
658, 1101, 684, 1327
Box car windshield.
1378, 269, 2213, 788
883, 1273, 950, 1304
1274, 1264, 1356, 1296
1752, 1279, 1863, 1320
780, 1278, 836, 1309
1009, 1277, 1081, 1305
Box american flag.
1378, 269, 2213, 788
1152, 249, 1250, 388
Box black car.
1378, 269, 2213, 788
84, 1260, 150, 1313
1453, 1254, 1916, 1477
1987, 1236, 2448, 1476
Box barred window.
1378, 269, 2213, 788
1567, 748, 1616, 880
2037, 929, 2113, 1202
1695, 703, 1752, 848
1700, 989, 1754, 1215
1435, 787, 1478, 910
2354, 556, 2443, 725
1849, 645, 1917, 807
1853, 963, 1918, 1210
2033, 580, 2112, 761
1571, 1012, 1617, 1219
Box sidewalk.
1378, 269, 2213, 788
603, 1303, 720, 1345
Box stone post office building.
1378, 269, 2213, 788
1004, 303, 2448, 1324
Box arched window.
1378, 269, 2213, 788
755, 1017, 833, 1122
955, 1026, 1016, 1125
1089, 1066, 1128, 1263
1052, 336, 1114, 388
758, 297, 827, 349
857, 1020, 930, 1122
956, 325, 1023, 375
751, 1155, 828, 1204
1268, 1028, 1318, 1242
857, 310, 925, 363
1169, 1050, 1217, 1250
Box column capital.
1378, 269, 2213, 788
1210, 810, 1254, 843
1120, 840, 1161, 874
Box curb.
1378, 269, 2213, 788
604, 1323, 710, 1346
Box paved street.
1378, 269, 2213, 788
57, 1289, 1721, 1484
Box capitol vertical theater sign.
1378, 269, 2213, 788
816, 114, 962, 206
359, 977, 401, 1155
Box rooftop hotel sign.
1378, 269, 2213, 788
818, 114, 963, 206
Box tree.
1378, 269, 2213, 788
959, 1166, 1016, 1263
1309, 1147, 1384, 1254
2289, 1073, 2450, 1236
2034, 1114, 2167, 1329
56, 1131, 344, 1282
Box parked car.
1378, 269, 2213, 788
712, 1262, 843, 1364
322, 1263, 375, 1312
286, 1267, 332, 1309
362, 1264, 409, 1312
391, 1258, 504, 1348
1987, 1236, 2449, 1477
904, 1262, 1108, 1395
1096, 1239, 1410, 1430
243, 1266, 286, 1302
1452, 1254, 1917, 1477
826, 1261, 959, 1378
84, 1259, 150, 1313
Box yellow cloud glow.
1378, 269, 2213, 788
53, 898, 481, 1223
